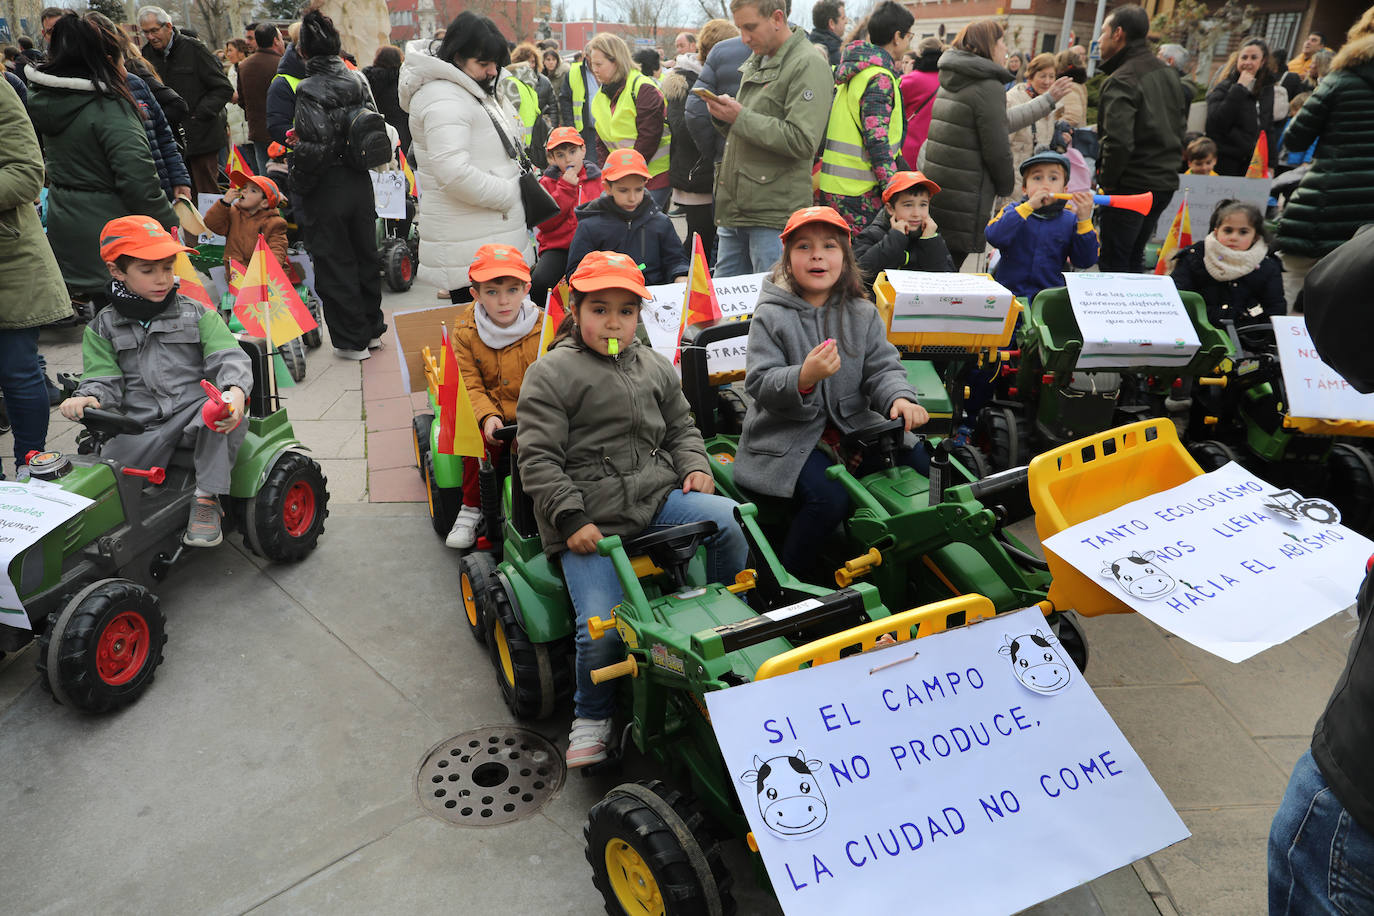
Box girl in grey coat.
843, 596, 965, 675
734, 206, 930, 574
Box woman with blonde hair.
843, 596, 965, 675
585, 31, 672, 210
1053, 47, 1088, 127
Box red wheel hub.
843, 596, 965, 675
281, 481, 316, 537
400, 255, 413, 283
96, 612, 151, 686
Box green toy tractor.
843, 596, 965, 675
0, 336, 329, 713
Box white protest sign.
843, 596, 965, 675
1044, 462, 1373, 662
886, 271, 1014, 335
1066, 273, 1200, 369
704, 606, 1188, 916
195, 193, 226, 246
1272, 315, 1374, 422
0, 479, 95, 626
640, 282, 686, 365
371, 170, 407, 219
1152, 175, 1270, 244
699, 272, 766, 376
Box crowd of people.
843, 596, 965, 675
4, 2, 1374, 900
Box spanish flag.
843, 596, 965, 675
228, 259, 248, 298
227, 145, 254, 178
173, 252, 215, 310
436, 323, 484, 457
232, 234, 318, 346
1245, 132, 1270, 179
399, 148, 419, 198
537, 280, 569, 356
1154, 196, 1192, 275
675, 233, 722, 364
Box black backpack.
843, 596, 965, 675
344, 106, 391, 170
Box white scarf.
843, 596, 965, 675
473, 299, 540, 350
1203, 233, 1270, 282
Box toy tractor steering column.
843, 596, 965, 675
80, 407, 144, 445
841, 417, 906, 468
615, 520, 719, 591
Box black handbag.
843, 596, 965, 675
481, 99, 560, 229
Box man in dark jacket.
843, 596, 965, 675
236, 23, 281, 174
809, 0, 846, 67
138, 5, 233, 198
1094, 4, 1189, 272
1269, 225, 1374, 914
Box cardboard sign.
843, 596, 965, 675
391, 302, 471, 393
1066, 273, 1200, 369
195, 193, 226, 246
1272, 315, 1374, 422
371, 170, 407, 219
0, 480, 95, 625
885, 271, 1014, 335
701, 272, 766, 376
1043, 462, 1373, 662
704, 606, 1189, 916
640, 282, 687, 365
1151, 175, 1270, 244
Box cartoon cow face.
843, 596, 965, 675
1100, 550, 1176, 599
999, 630, 1072, 695
739, 751, 828, 838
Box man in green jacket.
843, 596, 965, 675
704, 0, 833, 276
1095, 4, 1190, 272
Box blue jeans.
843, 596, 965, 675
649, 185, 672, 214
716, 225, 782, 277
1269, 748, 1374, 915
561, 489, 749, 719
781, 446, 930, 574
248, 141, 271, 176
0, 328, 49, 472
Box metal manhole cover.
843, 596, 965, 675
416, 726, 565, 826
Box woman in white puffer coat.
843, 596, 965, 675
400, 13, 533, 302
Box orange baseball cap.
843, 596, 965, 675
569, 251, 651, 298
546, 126, 585, 151
601, 148, 650, 182
779, 206, 851, 241
230, 170, 283, 207
468, 244, 532, 283
883, 170, 942, 203
99, 215, 194, 263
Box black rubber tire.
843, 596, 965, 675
413, 412, 434, 482
585, 779, 736, 916
384, 240, 415, 292
459, 551, 496, 645
1325, 444, 1374, 533
485, 584, 570, 720
36, 578, 166, 713
1049, 610, 1089, 674
949, 442, 990, 483
245, 452, 330, 562
977, 405, 1024, 472
302, 293, 323, 349
1188, 440, 1241, 472
282, 334, 308, 383
424, 450, 461, 538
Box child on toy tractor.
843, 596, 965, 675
516, 251, 750, 768
59, 216, 252, 549
203, 171, 291, 273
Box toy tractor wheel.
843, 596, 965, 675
1325, 444, 1374, 532
486, 584, 570, 720
586, 780, 736, 916
36, 578, 166, 713
1049, 610, 1089, 674
977, 406, 1026, 471
384, 239, 415, 293
949, 442, 989, 482
1187, 440, 1240, 472
424, 451, 461, 537
458, 552, 495, 645
245, 452, 330, 562
281, 335, 308, 383
302, 293, 324, 349
413, 412, 434, 482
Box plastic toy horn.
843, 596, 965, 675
200, 379, 239, 433
1053, 191, 1153, 214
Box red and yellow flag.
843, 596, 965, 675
173, 252, 215, 310
227, 145, 253, 177
398, 148, 419, 198
436, 323, 484, 457
537, 280, 569, 356
684, 232, 722, 328
227, 258, 248, 298
232, 234, 318, 346
1245, 132, 1270, 179
1154, 196, 1193, 275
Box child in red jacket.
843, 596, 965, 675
531, 127, 603, 309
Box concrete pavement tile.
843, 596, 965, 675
1017, 884, 1104, 915
309, 360, 364, 392
364, 396, 415, 432
1079, 613, 1199, 688
368, 427, 417, 470
316, 458, 367, 503
0, 644, 37, 712
1166, 633, 1346, 738
1086, 865, 1164, 916
293, 419, 368, 458
411, 390, 431, 410
0, 545, 445, 916
1093, 684, 1287, 809
1255, 737, 1311, 777
1299, 609, 1358, 659
1147, 805, 1276, 916
368, 466, 427, 503
319, 387, 363, 422
278, 381, 346, 420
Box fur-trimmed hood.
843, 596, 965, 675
660, 57, 701, 103
1334, 34, 1374, 71
26, 68, 112, 137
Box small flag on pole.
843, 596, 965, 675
675, 233, 722, 364
436, 323, 484, 457
173, 252, 215, 310
399, 148, 419, 198
227, 259, 247, 299
232, 234, 318, 346
537, 281, 570, 356
1246, 132, 1270, 179
227, 145, 254, 177
1154, 195, 1192, 275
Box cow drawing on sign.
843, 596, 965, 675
739, 751, 829, 839
1100, 550, 1176, 600
999, 630, 1073, 695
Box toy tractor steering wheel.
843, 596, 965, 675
80, 408, 143, 441
620, 520, 719, 591
841, 417, 906, 468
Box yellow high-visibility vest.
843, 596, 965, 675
590, 70, 671, 178
504, 75, 539, 147
817, 65, 902, 197
569, 61, 587, 131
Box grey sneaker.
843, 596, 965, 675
333, 347, 371, 361
184, 496, 223, 547
367, 336, 384, 349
